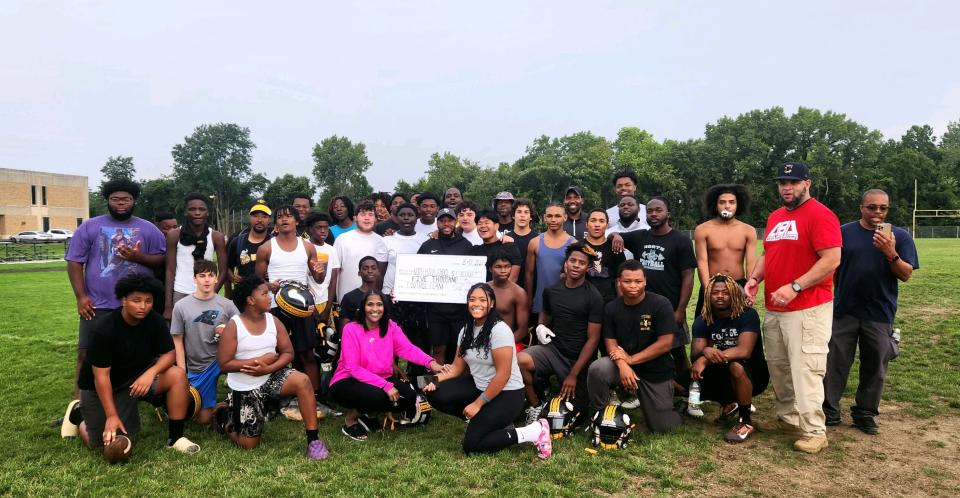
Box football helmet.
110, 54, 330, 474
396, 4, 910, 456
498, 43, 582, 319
591, 404, 633, 449
545, 396, 578, 439
276, 280, 315, 318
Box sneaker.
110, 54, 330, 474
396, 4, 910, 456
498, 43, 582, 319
687, 402, 704, 418
60, 400, 80, 438
357, 414, 381, 434
715, 403, 738, 424
317, 402, 343, 418
524, 401, 547, 426
534, 419, 553, 460
306, 439, 330, 460
825, 416, 841, 426
168, 437, 201, 454
793, 435, 829, 454
281, 406, 304, 421
775, 418, 803, 437
852, 416, 879, 435
724, 422, 755, 443
621, 396, 641, 410
341, 423, 368, 441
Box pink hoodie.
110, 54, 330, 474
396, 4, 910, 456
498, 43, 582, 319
330, 320, 432, 393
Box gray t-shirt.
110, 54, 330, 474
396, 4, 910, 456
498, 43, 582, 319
170, 294, 239, 373
458, 321, 524, 391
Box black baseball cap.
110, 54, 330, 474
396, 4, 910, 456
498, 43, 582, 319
565, 186, 583, 197
437, 208, 456, 220
776, 162, 810, 181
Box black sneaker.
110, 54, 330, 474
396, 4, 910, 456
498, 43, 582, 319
357, 414, 382, 433
341, 423, 368, 441
852, 416, 879, 435
825, 416, 841, 426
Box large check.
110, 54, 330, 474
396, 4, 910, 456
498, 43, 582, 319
393, 253, 488, 304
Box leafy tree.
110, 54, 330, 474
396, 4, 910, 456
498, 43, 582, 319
170, 123, 261, 234
311, 135, 374, 207
135, 177, 181, 221
262, 174, 316, 211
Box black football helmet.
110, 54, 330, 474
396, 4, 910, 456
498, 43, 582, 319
591, 404, 633, 449
276, 281, 315, 318
545, 396, 578, 439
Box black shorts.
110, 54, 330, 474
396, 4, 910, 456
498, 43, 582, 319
427, 316, 464, 349
272, 307, 318, 353
684, 359, 769, 405
79, 376, 159, 447
226, 368, 294, 438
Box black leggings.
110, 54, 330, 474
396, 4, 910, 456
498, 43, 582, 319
329, 376, 417, 417
426, 376, 526, 455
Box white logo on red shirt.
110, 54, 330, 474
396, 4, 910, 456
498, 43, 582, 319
766, 220, 799, 241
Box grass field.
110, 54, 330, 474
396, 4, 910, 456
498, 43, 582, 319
1, 240, 958, 497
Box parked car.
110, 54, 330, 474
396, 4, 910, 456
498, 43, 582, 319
9, 231, 53, 243
46, 229, 73, 242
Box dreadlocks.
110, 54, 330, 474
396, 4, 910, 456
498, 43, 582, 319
700, 274, 749, 326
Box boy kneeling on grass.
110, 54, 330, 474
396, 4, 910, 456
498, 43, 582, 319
61, 273, 201, 454
170, 259, 239, 425
214, 275, 329, 460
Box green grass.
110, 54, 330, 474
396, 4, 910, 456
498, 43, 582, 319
1, 240, 957, 496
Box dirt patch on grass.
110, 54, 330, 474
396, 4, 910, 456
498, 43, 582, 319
671, 400, 960, 497
898, 304, 959, 323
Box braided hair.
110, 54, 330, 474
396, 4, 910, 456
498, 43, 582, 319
700, 274, 749, 326
458, 283, 503, 360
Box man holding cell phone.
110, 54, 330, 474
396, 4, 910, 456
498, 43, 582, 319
822, 189, 918, 435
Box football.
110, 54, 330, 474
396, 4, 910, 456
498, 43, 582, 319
103, 434, 133, 464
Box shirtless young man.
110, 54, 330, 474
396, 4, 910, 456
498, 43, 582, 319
487, 251, 530, 347
692, 184, 757, 315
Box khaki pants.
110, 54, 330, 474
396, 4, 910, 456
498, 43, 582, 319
764, 301, 832, 437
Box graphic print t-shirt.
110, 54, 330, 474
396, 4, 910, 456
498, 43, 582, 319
65, 215, 166, 309
621, 229, 697, 310
170, 294, 239, 372
581, 238, 626, 302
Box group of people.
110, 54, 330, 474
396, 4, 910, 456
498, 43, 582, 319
58, 160, 919, 462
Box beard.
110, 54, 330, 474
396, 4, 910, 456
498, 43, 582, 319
619, 212, 638, 225
781, 185, 809, 209
107, 204, 134, 221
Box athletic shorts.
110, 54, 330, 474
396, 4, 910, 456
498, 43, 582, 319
187, 362, 221, 409
428, 316, 464, 348
525, 344, 575, 379
679, 359, 769, 405
78, 308, 117, 350
79, 376, 159, 447
272, 307, 319, 353
226, 368, 294, 438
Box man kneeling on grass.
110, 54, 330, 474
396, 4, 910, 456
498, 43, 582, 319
215, 276, 329, 460
60, 273, 201, 454
687, 274, 769, 442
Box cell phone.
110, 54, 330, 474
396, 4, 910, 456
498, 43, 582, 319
416, 375, 438, 390
875, 223, 892, 239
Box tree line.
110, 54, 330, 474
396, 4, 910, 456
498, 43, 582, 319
93, 107, 960, 233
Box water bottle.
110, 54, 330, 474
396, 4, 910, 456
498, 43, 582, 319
687, 381, 704, 417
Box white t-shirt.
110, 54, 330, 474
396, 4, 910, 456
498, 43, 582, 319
334, 230, 388, 302
382, 232, 429, 294
457, 321, 524, 391
415, 219, 437, 237
308, 242, 340, 305
461, 228, 483, 246
606, 204, 649, 230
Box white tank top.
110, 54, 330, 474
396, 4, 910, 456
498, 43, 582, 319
267, 237, 308, 284
173, 231, 214, 294
226, 314, 278, 391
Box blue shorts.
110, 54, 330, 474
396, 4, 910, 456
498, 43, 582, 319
188, 362, 221, 409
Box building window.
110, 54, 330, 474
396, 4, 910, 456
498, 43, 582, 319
76, 218, 83, 227
31, 185, 37, 205
42, 186, 47, 205
42, 217, 50, 232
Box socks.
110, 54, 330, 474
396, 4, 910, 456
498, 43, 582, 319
167, 419, 186, 446
515, 421, 543, 444
68, 403, 84, 425
739, 404, 752, 425
306, 429, 319, 443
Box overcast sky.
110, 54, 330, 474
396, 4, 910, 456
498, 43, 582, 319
2, 1, 958, 191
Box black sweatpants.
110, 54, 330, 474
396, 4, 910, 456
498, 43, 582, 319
426, 376, 526, 454
329, 376, 417, 417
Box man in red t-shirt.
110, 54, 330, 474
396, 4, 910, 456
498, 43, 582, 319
744, 162, 841, 454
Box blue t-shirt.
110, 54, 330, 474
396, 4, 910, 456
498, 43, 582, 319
833, 222, 919, 324
330, 222, 357, 240
65, 215, 166, 309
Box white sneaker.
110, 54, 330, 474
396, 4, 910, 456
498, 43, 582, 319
687, 402, 704, 418
620, 396, 641, 410
524, 401, 547, 426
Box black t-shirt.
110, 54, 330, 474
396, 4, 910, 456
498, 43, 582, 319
691, 307, 765, 363
472, 241, 522, 281
542, 281, 604, 360
78, 310, 174, 390
621, 229, 696, 310
498, 221, 515, 234
581, 238, 626, 303
375, 219, 400, 236
602, 292, 675, 382
227, 230, 272, 278
505, 229, 539, 290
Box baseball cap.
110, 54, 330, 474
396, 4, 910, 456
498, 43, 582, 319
565, 186, 583, 197
437, 207, 456, 220
776, 162, 810, 181
249, 199, 272, 216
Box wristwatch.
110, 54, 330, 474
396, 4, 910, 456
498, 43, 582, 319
790, 281, 802, 293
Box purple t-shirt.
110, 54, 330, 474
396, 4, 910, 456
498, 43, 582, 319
65, 215, 166, 309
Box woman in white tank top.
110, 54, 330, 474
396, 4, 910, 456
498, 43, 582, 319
216, 276, 329, 459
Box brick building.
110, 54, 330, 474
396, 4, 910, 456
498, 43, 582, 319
0, 168, 89, 238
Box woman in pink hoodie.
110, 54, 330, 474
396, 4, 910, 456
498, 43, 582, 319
329, 291, 447, 440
